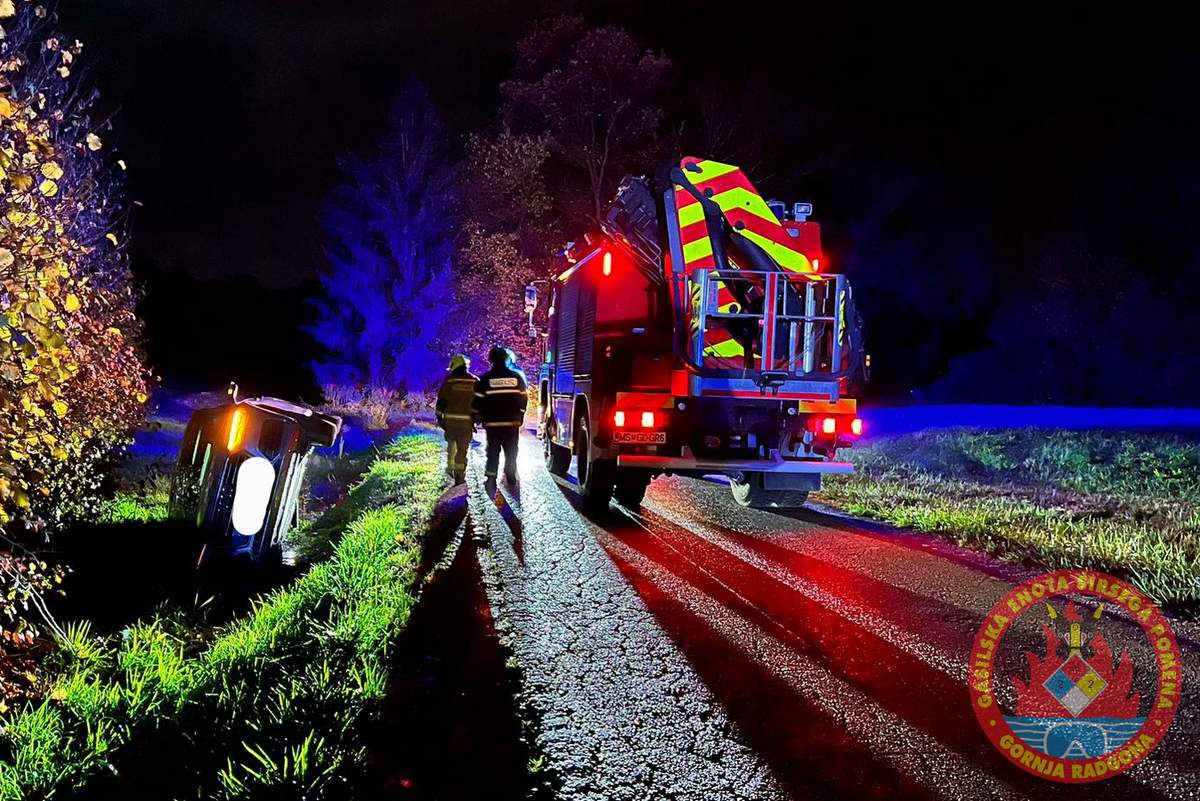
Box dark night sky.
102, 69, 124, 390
50, 2, 1200, 401
57, 3, 1195, 286
60, 0, 556, 286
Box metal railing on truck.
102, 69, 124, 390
686, 268, 850, 376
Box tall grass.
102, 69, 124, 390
819, 428, 1200, 605
321, 384, 430, 431
850, 428, 1200, 499
99, 471, 172, 524
0, 427, 444, 799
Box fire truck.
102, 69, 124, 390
534, 157, 867, 511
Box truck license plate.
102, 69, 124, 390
614, 430, 666, 445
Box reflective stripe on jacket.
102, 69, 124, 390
473, 365, 528, 427
436, 368, 478, 427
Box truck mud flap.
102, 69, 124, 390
758, 472, 821, 492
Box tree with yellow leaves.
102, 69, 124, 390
0, 0, 150, 640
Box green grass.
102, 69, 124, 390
817, 428, 1200, 605
97, 474, 171, 524
0, 425, 444, 800
292, 443, 415, 563
95, 492, 169, 524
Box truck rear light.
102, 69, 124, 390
614, 410, 626, 427
671, 369, 689, 396
640, 411, 656, 428
602, 251, 612, 276
227, 407, 247, 452
806, 416, 860, 436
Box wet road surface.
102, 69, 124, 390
368, 496, 540, 800
468, 434, 1199, 800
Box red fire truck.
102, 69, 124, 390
535, 157, 867, 511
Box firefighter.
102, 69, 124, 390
435, 354, 478, 484
473, 344, 527, 492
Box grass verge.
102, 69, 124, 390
95, 489, 169, 525
99, 457, 173, 524
0, 426, 443, 800
817, 428, 1200, 606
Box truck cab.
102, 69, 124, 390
540, 246, 675, 507
538, 157, 867, 511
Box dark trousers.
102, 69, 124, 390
444, 425, 473, 480
484, 426, 520, 481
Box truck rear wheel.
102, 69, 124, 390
544, 434, 570, 476
730, 477, 809, 510
575, 417, 614, 511
613, 472, 651, 508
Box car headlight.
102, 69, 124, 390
231, 456, 276, 536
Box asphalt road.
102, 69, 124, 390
469, 434, 1199, 801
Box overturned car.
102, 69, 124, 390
169, 392, 341, 565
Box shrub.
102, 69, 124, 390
320, 383, 403, 430
0, 1, 150, 638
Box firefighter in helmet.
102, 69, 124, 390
473, 344, 528, 492
435, 354, 478, 484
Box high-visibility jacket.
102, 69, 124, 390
473, 364, 528, 428
436, 367, 478, 429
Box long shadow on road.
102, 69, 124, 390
366, 485, 538, 800
553, 477, 1158, 800
550, 483, 929, 800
